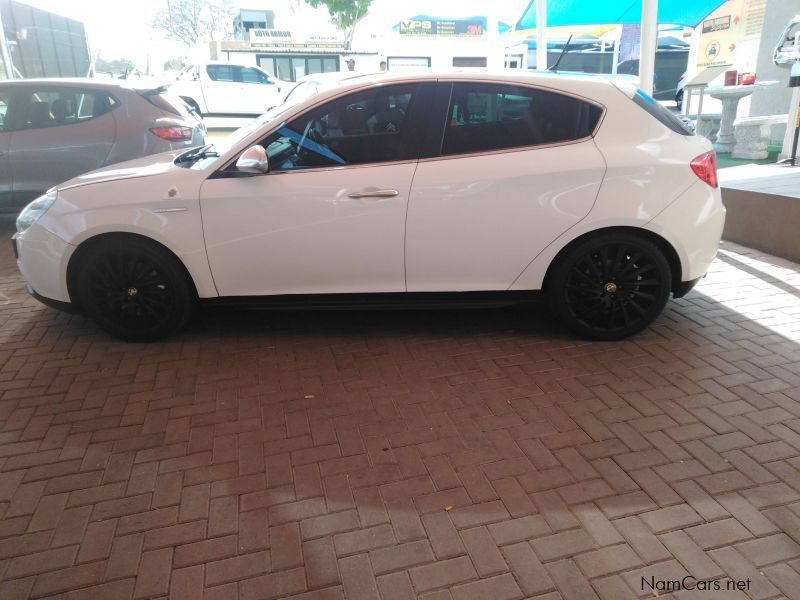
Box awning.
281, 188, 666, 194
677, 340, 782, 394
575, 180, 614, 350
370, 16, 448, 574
516, 0, 726, 29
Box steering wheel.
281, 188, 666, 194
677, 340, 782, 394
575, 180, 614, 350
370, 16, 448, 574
297, 124, 324, 165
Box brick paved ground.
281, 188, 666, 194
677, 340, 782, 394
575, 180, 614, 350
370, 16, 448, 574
1, 223, 800, 599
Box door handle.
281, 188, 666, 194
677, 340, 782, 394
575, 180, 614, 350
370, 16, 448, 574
348, 189, 399, 199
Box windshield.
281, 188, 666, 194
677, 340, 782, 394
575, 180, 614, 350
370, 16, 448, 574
185, 100, 301, 170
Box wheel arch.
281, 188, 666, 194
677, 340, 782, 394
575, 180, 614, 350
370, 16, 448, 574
66, 232, 199, 312
541, 226, 682, 294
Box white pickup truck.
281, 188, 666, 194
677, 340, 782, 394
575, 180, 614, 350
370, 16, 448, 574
170, 62, 284, 117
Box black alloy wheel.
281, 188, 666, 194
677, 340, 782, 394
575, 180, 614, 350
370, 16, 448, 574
548, 233, 671, 339
76, 237, 194, 342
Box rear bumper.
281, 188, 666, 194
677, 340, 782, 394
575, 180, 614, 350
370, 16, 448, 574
673, 276, 702, 298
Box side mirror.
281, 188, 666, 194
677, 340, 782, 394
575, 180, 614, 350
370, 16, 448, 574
236, 145, 269, 174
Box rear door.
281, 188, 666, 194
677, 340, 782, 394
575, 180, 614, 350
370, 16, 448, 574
9, 85, 117, 200
405, 81, 607, 291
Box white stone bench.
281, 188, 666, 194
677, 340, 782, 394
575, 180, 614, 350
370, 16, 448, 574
732, 114, 788, 159
692, 113, 722, 143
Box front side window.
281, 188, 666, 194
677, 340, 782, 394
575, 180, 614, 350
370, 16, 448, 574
19, 88, 117, 130
442, 82, 602, 155
207, 65, 235, 82
255, 84, 419, 171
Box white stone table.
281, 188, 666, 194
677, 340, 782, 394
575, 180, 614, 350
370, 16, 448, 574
708, 81, 780, 152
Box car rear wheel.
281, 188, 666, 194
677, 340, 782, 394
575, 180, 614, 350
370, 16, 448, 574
547, 233, 671, 340
75, 237, 195, 342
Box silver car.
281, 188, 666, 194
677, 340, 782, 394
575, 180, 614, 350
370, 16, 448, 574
0, 78, 206, 210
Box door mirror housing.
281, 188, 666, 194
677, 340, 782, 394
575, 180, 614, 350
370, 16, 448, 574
236, 145, 269, 174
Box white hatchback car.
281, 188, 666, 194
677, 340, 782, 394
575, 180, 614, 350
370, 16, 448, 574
13, 71, 725, 342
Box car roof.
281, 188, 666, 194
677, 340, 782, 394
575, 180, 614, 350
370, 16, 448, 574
0, 77, 145, 91
299, 69, 617, 105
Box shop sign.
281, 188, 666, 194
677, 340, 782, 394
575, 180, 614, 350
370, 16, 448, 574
399, 18, 484, 37
249, 29, 341, 49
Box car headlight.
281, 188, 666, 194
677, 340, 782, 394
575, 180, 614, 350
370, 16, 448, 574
16, 190, 57, 234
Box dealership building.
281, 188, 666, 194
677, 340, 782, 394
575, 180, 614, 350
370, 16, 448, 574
0, 0, 90, 79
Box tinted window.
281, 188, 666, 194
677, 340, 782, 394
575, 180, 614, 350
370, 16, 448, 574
241, 67, 269, 84
18, 88, 117, 129
442, 83, 602, 155
256, 84, 419, 170
0, 91, 10, 131
632, 89, 693, 135
207, 65, 235, 82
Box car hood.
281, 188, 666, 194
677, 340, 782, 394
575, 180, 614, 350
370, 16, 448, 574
55, 150, 185, 191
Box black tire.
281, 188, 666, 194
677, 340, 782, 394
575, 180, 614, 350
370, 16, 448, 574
75, 237, 195, 342
547, 233, 671, 340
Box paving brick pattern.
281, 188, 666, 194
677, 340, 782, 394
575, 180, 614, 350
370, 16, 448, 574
2, 227, 800, 599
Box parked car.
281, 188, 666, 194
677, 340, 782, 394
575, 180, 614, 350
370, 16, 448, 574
13, 71, 724, 342
170, 62, 283, 116
0, 78, 205, 210
280, 71, 364, 106
675, 71, 686, 110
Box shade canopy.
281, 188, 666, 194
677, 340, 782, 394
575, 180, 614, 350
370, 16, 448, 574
516, 0, 726, 29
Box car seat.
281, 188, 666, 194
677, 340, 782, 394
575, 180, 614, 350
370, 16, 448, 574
51, 98, 75, 124
26, 101, 53, 127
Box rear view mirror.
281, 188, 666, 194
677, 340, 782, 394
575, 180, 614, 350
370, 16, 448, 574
236, 145, 269, 174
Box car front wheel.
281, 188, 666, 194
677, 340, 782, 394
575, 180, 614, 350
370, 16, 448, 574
547, 233, 672, 340
75, 237, 195, 342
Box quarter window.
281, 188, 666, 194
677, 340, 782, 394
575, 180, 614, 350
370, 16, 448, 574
442, 82, 602, 155
255, 84, 419, 170
18, 88, 117, 130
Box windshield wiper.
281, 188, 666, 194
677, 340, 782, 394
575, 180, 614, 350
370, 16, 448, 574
175, 145, 219, 164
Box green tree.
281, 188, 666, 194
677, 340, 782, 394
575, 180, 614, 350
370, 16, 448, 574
163, 57, 186, 71
152, 0, 234, 47
94, 57, 136, 77
305, 0, 373, 51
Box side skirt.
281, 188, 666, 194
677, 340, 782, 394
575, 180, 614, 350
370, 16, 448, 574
200, 291, 543, 311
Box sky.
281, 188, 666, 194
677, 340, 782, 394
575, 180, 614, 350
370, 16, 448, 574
20, 0, 528, 69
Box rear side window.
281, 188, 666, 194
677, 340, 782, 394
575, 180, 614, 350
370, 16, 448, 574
632, 89, 693, 135
442, 83, 602, 155
140, 88, 192, 117
18, 88, 117, 130
207, 65, 270, 84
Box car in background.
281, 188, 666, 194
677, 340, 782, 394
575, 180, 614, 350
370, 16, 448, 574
675, 71, 686, 110
13, 71, 724, 342
0, 79, 205, 211
171, 63, 283, 117
280, 72, 364, 106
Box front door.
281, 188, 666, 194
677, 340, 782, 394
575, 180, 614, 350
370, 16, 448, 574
200, 82, 431, 297
406, 81, 607, 291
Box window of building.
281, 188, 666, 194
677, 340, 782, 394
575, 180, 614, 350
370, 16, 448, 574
441, 82, 602, 155
257, 55, 339, 82
452, 57, 487, 68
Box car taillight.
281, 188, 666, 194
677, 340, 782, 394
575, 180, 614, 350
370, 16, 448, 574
149, 126, 192, 141
690, 151, 718, 188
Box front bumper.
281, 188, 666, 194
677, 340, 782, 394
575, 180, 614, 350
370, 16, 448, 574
26, 284, 78, 313
13, 223, 75, 304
